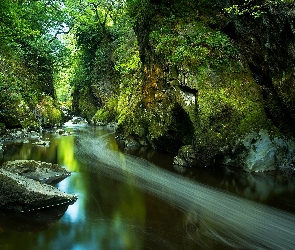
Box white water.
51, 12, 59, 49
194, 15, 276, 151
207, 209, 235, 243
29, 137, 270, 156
75, 130, 295, 249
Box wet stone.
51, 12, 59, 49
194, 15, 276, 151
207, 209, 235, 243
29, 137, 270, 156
1, 160, 71, 184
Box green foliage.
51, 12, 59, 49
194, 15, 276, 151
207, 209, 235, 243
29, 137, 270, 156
0, 0, 70, 128
225, 0, 295, 18
92, 97, 118, 124
35, 96, 62, 127
150, 19, 237, 71
114, 31, 141, 75
0, 0, 39, 44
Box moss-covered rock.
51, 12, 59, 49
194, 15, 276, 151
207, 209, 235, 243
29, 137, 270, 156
34, 96, 62, 128
92, 97, 118, 125
224, 2, 295, 136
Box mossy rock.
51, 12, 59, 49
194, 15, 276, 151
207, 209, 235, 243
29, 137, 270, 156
174, 61, 274, 167
35, 96, 62, 128
92, 106, 116, 125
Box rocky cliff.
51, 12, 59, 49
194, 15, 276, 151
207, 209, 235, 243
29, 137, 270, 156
73, 0, 295, 174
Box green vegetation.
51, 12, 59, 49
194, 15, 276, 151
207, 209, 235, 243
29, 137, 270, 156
0, 0, 70, 129
225, 0, 294, 18
1, 0, 294, 167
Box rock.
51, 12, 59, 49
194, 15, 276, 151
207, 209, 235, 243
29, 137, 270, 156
56, 128, 65, 135
1, 160, 71, 184
0, 169, 77, 212
125, 137, 142, 148
32, 140, 50, 146
173, 145, 196, 167
0, 143, 3, 159
224, 130, 295, 174
71, 116, 87, 124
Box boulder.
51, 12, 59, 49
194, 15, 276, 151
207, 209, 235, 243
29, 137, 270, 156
0, 160, 77, 212
223, 130, 295, 174
2, 160, 70, 184
0, 169, 77, 212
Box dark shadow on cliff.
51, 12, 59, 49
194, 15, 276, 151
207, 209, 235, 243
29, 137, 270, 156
153, 104, 194, 154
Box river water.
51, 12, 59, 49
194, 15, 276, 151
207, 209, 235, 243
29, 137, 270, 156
1, 125, 295, 250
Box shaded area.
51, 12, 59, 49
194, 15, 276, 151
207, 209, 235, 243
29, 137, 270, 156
0, 204, 69, 233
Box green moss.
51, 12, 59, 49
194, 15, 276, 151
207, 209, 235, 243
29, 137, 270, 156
0, 48, 61, 129
93, 109, 110, 124
35, 96, 62, 127
150, 18, 238, 72
189, 61, 273, 165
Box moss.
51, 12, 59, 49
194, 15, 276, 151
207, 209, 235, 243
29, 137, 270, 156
0, 123, 5, 134
75, 88, 98, 122
93, 108, 110, 124
34, 96, 62, 127
176, 61, 273, 166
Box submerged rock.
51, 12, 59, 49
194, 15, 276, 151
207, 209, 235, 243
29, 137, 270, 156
2, 160, 70, 184
0, 169, 77, 212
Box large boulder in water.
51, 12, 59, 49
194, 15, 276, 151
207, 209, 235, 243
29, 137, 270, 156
2, 160, 70, 184
0, 160, 77, 212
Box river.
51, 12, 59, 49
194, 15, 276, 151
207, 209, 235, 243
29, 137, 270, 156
0, 125, 295, 250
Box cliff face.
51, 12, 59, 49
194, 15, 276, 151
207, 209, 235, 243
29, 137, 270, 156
224, 2, 295, 136
74, 1, 295, 172
125, 1, 295, 172
116, 1, 271, 153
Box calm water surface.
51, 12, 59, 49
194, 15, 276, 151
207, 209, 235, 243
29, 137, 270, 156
0, 125, 295, 250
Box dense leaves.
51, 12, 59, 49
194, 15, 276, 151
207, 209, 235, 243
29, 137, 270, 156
0, 0, 70, 128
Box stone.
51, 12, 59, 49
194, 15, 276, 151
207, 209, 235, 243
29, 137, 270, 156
32, 140, 50, 146
173, 145, 196, 167
1, 160, 71, 184
0, 169, 77, 212
71, 116, 87, 124
224, 130, 295, 173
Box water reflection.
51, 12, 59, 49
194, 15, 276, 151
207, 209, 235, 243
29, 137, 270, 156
75, 129, 295, 249
1, 126, 295, 250
0, 205, 69, 233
